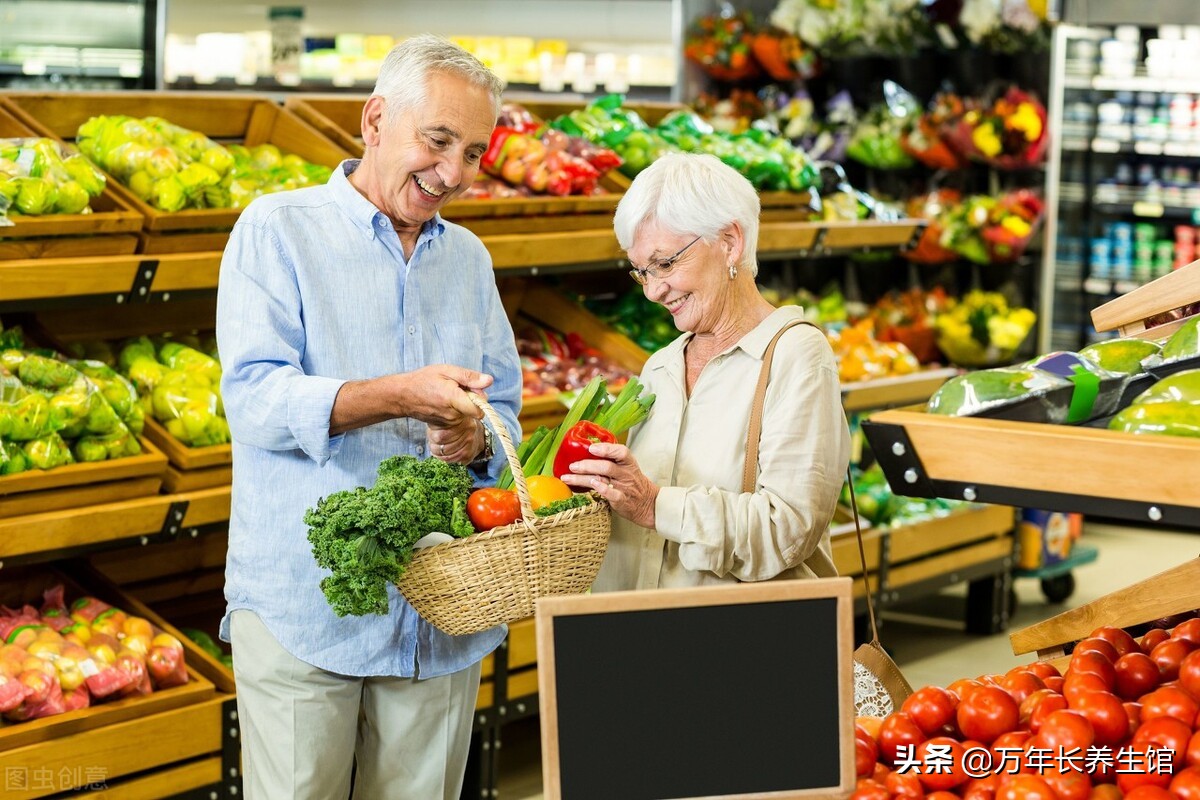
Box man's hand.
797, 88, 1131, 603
428, 418, 484, 465
329, 364, 492, 437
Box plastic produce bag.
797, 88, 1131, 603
1158, 316, 1199, 364
0, 137, 107, 222
846, 81, 919, 170
64, 591, 187, 690
73, 360, 144, 434
1129, 369, 1200, 405
1025, 351, 1126, 421
927, 367, 1073, 421
0, 614, 67, 721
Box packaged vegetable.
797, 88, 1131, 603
1108, 402, 1200, 438
1159, 315, 1199, 363
926, 367, 1072, 421
1129, 369, 1200, 405
1024, 351, 1126, 421
21, 432, 75, 470
1079, 338, 1161, 376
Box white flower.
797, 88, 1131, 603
960, 0, 1001, 44
1001, 0, 1040, 33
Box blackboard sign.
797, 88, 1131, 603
536, 579, 855, 800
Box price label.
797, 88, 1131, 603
1083, 278, 1113, 295
1132, 201, 1165, 218
1134, 142, 1163, 155
1092, 138, 1121, 153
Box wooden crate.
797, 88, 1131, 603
3, 91, 353, 235
141, 417, 232, 493
0, 101, 143, 260
0, 437, 167, 507
0, 564, 222, 798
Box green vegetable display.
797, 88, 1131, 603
117, 336, 229, 447
76, 115, 333, 212
0, 137, 108, 221
21, 432, 75, 470
305, 455, 476, 617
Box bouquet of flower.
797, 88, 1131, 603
960, 0, 1050, 54
900, 92, 971, 171
946, 86, 1048, 170
901, 188, 963, 266
938, 189, 1044, 265
750, 26, 821, 81
934, 290, 1036, 367
684, 6, 762, 82
846, 81, 919, 170
867, 286, 951, 364
769, 0, 864, 57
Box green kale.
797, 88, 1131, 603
305, 455, 476, 616
534, 493, 594, 517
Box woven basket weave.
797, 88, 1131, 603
397, 394, 612, 636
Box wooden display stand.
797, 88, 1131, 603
1010, 557, 1200, 672
0, 562, 237, 799
863, 259, 1200, 527
3, 91, 353, 254
0, 101, 143, 261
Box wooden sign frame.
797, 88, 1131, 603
535, 579, 856, 800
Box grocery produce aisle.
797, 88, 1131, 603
496, 521, 1200, 800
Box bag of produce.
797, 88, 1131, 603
20, 432, 75, 470
927, 367, 1072, 421
0, 614, 67, 721
0, 137, 107, 221
1079, 337, 1161, 376
72, 360, 145, 434
1024, 351, 1126, 421
846, 81, 919, 170
1157, 315, 1199, 364
0, 645, 31, 713
65, 591, 188, 690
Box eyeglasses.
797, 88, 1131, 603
627, 236, 702, 285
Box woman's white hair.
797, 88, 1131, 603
372, 34, 504, 120
613, 152, 761, 276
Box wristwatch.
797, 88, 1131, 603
470, 422, 495, 469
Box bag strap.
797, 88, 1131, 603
742, 318, 883, 646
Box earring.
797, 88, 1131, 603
728, 264, 738, 280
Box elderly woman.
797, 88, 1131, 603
560, 152, 850, 588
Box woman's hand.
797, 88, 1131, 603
559, 442, 659, 529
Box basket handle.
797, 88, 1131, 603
467, 393, 538, 530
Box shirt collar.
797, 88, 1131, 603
330, 159, 446, 243
649, 306, 808, 369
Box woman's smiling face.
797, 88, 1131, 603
628, 222, 728, 335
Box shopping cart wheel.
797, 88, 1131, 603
1040, 573, 1075, 604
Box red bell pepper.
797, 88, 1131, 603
552, 420, 616, 481
481, 127, 520, 173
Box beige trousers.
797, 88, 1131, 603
229, 610, 482, 800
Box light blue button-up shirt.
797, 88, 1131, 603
216, 160, 520, 677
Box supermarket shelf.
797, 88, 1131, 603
863, 408, 1200, 527
0, 486, 231, 564
841, 367, 959, 414
1093, 201, 1200, 221
0, 252, 223, 310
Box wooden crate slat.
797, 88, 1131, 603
484, 229, 623, 268
886, 505, 1016, 565
81, 756, 223, 799
162, 464, 232, 493
0, 252, 222, 303
476, 680, 495, 710
0, 234, 139, 261
885, 536, 1014, 589
137, 230, 231, 254
1091, 258, 1200, 335
518, 284, 649, 373
178, 485, 233, 528
757, 221, 819, 252
142, 417, 231, 469
0, 476, 162, 519
284, 97, 365, 155
508, 617, 537, 670
821, 221, 924, 250
868, 408, 1200, 509
507, 666, 539, 700
0, 696, 225, 799
90, 531, 229, 585
841, 367, 960, 414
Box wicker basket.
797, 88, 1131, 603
397, 395, 612, 635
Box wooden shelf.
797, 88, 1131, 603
863, 408, 1200, 526
0, 252, 223, 307
841, 367, 959, 414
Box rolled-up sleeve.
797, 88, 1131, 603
217, 219, 346, 465
655, 339, 849, 581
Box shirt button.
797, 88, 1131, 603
416, 445, 425, 455
408, 325, 415, 335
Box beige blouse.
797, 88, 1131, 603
593, 306, 851, 592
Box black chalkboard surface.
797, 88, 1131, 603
536, 579, 855, 800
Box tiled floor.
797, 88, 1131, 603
494, 521, 1200, 800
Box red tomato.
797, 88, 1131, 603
856, 715, 884, 742
1125, 702, 1143, 739
1170, 766, 1200, 800
1042, 769, 1093, 800
466, 488, 521, 531
915, 737, 969, 792
1132, 715, 1192, 768
1069, 652, 1117, 689
1088, 744, 1119, 784
1115, 742, 1173, 793
1179, 649, 1200, 700
1070, 690, 1128, 746
949, 678, 987, 702
1172, 619, 1200, 647
1142, 628, 1171, 654
1140, 686, 1200, 725
1150, 638, 1195, 682
1044, 675, 1064, 693
903, 686, 959, 736
1091, 626, 1141, 658
926, 793, 960, 800
996, 774, 1057, 800
1074, 637, 1120, 663
851, 778, 889, 800
885, 769, 925, 798
963, 774, 1001, 800
1064, 671, 1112, 706
1038, 709, 1095, 752
1024, 691, 1069, 734
992, 730, 1033, 769
1089, 784, 1123, 799
856, 735, 879, 778
1023, 661, 1063, 682
879, 711, 927, 765
958, 685, 1021, 745
1115, 652, 1161, 700
1001, 672, 1046, 706
871, 762, 890, 783
1123, 787, 1174, 800
1189, 730, 1200, 767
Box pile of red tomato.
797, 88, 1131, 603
854, 617, 1200, 800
